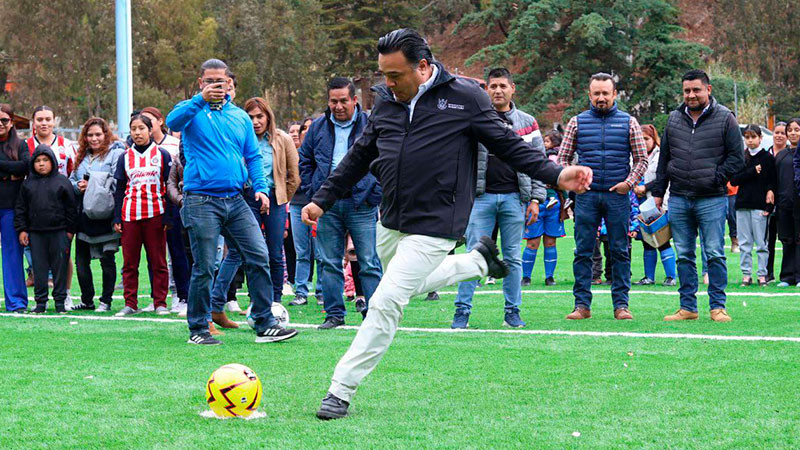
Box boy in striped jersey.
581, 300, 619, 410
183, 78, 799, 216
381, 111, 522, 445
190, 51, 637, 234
112, 114, 172, 316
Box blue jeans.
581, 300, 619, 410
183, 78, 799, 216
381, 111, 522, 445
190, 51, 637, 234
455, 192, 525, 313
316, 198, 381, 319
573, 191, 631, 310
0, 208, 27, 311
289, 203, 322, 298
166, 217, 190, 301
210, 191, 286, 308
182, 193, 276, 334
669, 195, 728, 312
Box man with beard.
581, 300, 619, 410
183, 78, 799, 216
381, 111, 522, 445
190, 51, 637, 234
557, 73, 648, 321
652, 69, 744, 322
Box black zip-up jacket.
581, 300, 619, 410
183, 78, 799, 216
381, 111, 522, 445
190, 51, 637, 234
311, 63, 563, 239
730, 149, 776, 212
14, 145, 77, 233
774, 146, 796, 211
652, 98, 745, 198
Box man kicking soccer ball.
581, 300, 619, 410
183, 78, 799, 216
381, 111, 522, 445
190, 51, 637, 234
303, 29, 592, 419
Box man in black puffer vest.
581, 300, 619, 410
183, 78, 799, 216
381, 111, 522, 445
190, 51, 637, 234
652, 69, 745, 323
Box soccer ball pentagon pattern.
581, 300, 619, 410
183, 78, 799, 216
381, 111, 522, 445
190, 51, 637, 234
247, 302, 290, 329
206, 364, 262, 418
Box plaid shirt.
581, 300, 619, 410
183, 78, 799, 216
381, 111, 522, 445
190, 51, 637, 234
557, 115, 648, 189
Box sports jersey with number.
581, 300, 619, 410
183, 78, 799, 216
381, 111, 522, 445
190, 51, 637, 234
121, 143, 167, 221
26, 135, 76, 177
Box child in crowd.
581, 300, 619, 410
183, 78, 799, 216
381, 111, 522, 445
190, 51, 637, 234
731, 124, 775, 286
14, 145, 77, 313
113, 114, 172, 316
522, 130, 567, 286
592, 192, 639, 285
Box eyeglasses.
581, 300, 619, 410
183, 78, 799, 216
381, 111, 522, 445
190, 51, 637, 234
202, 79, 228, 85
0, 118, 11, 125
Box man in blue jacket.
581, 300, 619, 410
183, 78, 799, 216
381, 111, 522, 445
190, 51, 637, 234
557, 73, 648, 321
298, 77, 382, 329
166, 58, 298, 345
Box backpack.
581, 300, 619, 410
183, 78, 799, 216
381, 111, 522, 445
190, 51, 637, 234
83, 171, 116, 220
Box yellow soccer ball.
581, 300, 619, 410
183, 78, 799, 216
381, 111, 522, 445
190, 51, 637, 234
206, 364, 262, 418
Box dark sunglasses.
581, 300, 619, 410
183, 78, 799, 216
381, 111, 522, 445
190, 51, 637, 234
0, 118, 11, 125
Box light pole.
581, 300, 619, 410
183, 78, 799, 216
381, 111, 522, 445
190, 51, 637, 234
115, 0, 133, 136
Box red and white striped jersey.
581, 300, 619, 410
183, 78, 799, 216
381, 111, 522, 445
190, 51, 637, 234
26, 135, 76, 177
158, 134, 181, 160
122, 143, 166, 221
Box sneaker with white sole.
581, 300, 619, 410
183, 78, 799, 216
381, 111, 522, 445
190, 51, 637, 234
64, 296, 74, 311
187, 333, 222, 345
96, 302, 111, 312
225, 300, 242, 313
114, 306, 140, 317
485, 276, 496, 285
155, 306, 170, 315
255, 325, 298, 343
141, 303, 155, 312
170, 298, 183, 313
282, 283, 295, 296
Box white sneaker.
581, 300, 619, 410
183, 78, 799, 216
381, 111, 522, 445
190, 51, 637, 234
141, 303, 155, 312
170, 295, 182, 313
64, 295, 74, 311
96, 303, 111, 312
282, 283, 295, 296
155, 306, 170, 315
225, 300, 242, 313
177, 301, 188, 317
114, 306, 140, 317
486, 277, 496, 285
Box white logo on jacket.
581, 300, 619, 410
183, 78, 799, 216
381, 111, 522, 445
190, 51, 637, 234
437, 98, 448, 110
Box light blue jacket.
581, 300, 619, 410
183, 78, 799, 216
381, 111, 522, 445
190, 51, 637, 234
69, 146, 125, 193
166, 94, 267, 197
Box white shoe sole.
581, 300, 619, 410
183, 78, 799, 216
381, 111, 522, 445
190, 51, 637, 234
255, 329, 298, 343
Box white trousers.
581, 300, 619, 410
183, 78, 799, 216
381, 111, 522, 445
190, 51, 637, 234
329, 223, 488, 402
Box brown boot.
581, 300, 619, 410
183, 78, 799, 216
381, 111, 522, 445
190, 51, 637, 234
208, 321, 224, 336
212, 311, 240, 329
614, 308, 633, 320
566, 307, 591, 320
663, 309, 699, 321
710, 308, 732, 322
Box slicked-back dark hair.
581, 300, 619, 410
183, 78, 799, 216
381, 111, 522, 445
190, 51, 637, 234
199, 58, 228, 77
589, 72, 616, 91
487, 68, 513, 84
682, 69, 710, 86
377, 28, 434, 65
327, 77, 356, 98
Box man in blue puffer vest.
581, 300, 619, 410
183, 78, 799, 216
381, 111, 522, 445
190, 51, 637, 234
557, 73, 648, 320
298, 77, 383, 329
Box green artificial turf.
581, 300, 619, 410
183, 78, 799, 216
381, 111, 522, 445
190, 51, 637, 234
2, 222, 800, 448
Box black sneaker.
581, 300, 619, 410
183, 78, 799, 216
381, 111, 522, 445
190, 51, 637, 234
316, 392, 349, 420
70, 302, 95, 311
255, 325, 298, 343
55, 304, 68, 314
32, 303, 46, 314
354, 298, 367, 313
318, 317, 345, 330
635, 277, 655, 286
474, 236, 509, 279
425, 291, 440, 301
187, 333, 222, 345
289, 295, 308, 306
521, 277, 531, 286
545, 277, 556, 286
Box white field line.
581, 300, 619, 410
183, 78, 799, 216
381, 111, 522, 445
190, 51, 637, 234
1, 313, 799, 343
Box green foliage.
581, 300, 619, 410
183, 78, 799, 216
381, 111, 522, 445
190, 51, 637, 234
705, 62, 767, 125
456, 0, 708, 123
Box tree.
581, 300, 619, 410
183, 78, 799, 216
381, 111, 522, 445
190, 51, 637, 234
455, 0, 708, 123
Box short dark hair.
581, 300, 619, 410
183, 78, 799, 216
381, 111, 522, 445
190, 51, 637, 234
327, 77, 356, 98
199, 58, 228, 77
589, 72, 616, 91
487, 68, 513, 84
377, 28, 434, 65
682, 69, 710, 86
742, 124, 762, 137
32, 105, 55, 120
129, 113, 153, 130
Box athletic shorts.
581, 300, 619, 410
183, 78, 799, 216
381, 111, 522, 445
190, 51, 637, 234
524, 198, 566, 239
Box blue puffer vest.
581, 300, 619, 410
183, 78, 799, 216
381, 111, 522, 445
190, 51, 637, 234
576, 104, 631, 191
